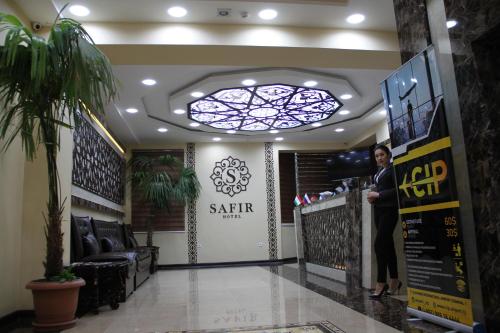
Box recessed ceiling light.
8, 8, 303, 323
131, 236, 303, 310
227, 130, 236, 134
275, 137, 284, 141
157, 127, 168, 133
126, 108, 138, 114
258, 9, 278, 20
269, 130, 279, 134
346, 13, 365, 24
335, 128, 345, 132
173, 109, 186, 115
142, 79, 156, 86
304, 80, 318, 87
213, 137, 221, 141
242, 79, 256, 86
311, 122, 322, 127
379, 110, 387, 116
167, 6, 187, 18
340, 94, 352, 100
446, 20, 457, 29
339, 110, 350, 115
69, 5, 90, 17
191, 91, 204, 98
190, 122, 200, 127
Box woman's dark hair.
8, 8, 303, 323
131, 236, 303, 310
374, 144, 392, 158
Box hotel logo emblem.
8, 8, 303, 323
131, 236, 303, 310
210, 156, 251, 197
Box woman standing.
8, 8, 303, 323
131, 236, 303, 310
367, 144, 402, 298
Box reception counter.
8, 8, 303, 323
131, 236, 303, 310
295, 189, 377, 288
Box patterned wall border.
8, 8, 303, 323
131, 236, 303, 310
186, 143, 198, 264
71, 195, 125, 218
265, 142, 278, 260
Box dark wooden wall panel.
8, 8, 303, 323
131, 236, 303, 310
279, 153, 296, 224
131, 150, 185, 231
296, 153, 332, 196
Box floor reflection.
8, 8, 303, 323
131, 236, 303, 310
266, 263, 448, 333
8, 265, 451, 333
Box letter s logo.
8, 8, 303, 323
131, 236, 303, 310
226, 169, 237, 183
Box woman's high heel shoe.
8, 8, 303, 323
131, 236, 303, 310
387, 281, 402, 295
369, 284, 388, 299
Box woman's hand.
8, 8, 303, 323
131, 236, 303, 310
367, 191, 380, 204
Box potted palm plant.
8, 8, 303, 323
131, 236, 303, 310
0, 8, 117, 331
129, 153, 201, 246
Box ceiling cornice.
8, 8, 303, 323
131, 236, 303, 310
218, 0, 348, 5
98, 45, 400, 70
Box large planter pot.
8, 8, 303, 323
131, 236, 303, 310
26, 278, 85, 332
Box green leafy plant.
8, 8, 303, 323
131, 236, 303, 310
128, 154, 201, 246
48, 267, 77, 283
0, 7, 117, 279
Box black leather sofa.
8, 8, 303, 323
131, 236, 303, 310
70, 215, 151, 299
92, 219, 151, 288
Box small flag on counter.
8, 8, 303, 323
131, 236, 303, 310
304, 193, 312, 205
293, 194, 304, 206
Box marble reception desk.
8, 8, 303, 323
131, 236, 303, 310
295, 189, 375, 288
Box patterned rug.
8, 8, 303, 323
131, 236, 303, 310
166, 321, 345, 333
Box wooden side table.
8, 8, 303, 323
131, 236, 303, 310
71, 261, 128, 316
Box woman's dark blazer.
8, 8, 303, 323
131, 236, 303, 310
373, 165, 398, 209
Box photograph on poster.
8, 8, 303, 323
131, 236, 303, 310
381, 47, 443, 149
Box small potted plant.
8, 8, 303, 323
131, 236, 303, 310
0, 7, 117, 331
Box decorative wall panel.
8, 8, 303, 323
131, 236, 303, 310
71, 195, 124, 218
72, 117, 125, 205
265, 142, 278, 260
302, 206, 349, 270
186, 143, 198, 264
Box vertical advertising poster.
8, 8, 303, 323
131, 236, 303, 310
381, 46, 473, 327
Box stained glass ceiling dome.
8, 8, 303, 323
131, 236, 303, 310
188, 84, 342, 131
168, 69, 360, 135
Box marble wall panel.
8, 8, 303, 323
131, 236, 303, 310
301, 191, 362, 288
393, 0, 500, 329
302, 205, 348, 270
442, 1, 500, 329
393, 0, 431, 63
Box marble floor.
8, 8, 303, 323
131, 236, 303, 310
11, 265, 448, 333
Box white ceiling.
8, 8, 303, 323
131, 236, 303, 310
106, 65, 390, 145
11, 0, 397, 147
15, 0, 397, 31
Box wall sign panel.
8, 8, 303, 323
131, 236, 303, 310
381, 45, 474, 330
195, 143, 274, 263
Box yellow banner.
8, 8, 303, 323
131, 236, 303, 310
399, 200, 460, 215
394, 136, 452, 165
407, 287, 473, 326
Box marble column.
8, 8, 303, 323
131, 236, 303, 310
441, 2, 500, 330
392, 0, 500, 330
